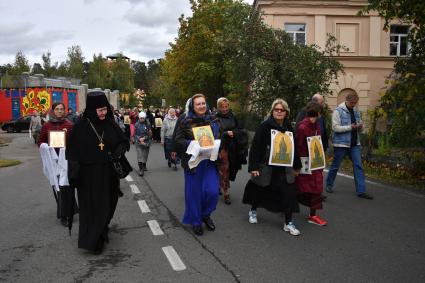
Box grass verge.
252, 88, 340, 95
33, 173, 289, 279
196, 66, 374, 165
326, 154, 425, 191
0, 159, 21, 168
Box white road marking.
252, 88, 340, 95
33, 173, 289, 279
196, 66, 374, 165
130, 184, 140, 194
162, 246, 186, 271
137, 200, 151, 213
147, 220, 164, 236
324, 169, 379, 185
125, 175, 134, 182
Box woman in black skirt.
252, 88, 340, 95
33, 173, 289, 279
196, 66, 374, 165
243, 99, 302, 236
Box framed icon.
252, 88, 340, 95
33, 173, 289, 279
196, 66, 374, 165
192, 125, 215, 149
49, 130, 66, 148
268, 130, 294, 167
307, 135, 326, 170
155, 117, 163, 127
123, 115, 131, 125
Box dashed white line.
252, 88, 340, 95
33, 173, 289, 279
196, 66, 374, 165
130, 184, 140, 194
125, 175, 134, 182
147, 220, 164, 236
137, 200, 151, 213
162, 246, 186, 271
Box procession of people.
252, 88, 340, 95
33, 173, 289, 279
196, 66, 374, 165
34, 89, 372, 255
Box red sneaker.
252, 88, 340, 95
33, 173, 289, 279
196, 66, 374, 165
308, 215, 327, 226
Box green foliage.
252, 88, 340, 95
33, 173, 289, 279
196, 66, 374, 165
161, 0, 344, 118
110, 56, 134, 93
87, 53, 111, 89
361, 0, 425, 147
66, 45, 85, 79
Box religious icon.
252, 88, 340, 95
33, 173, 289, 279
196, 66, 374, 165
49, 130, 66, 148
155, 117, 163, 128
307, 135, 326, 170
268, 130, 294, 166
192, 125, 215, 148
123, 115, 131, 125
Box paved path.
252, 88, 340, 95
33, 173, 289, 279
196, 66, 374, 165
1, 133, 424, 282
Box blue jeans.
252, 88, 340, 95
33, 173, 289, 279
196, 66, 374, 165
326, 146, 366, 194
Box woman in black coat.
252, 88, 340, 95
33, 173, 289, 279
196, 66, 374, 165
243, 99, 302, 236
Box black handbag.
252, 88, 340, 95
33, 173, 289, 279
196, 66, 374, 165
108, 153, 133, 179
250, 163, 272, 187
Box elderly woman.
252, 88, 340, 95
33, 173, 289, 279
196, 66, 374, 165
295, 102, 327, 227
175, 94, 221, 236
242, 99, 302, 236
216, 97, 244, 205
161, 108, 179, 169
134, 111, 152, 176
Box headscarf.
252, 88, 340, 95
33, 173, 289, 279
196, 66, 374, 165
83, 91, 114, 122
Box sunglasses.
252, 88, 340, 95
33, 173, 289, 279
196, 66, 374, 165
273, 108, 285, 113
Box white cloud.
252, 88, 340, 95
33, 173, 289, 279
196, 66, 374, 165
0, 23, 72, 57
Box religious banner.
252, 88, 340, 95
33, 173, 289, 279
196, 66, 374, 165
155, 117, 163, 128
307, 135, 326, 170
192, 125, 215, 149
268, 130, 294, 167
49, 131, 66, 148
123, 115, 131, 125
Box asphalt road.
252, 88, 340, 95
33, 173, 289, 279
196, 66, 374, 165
1, 133, 424, 283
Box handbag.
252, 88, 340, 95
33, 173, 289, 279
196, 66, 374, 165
250, 163, 272, 187
108, 153, 133, 179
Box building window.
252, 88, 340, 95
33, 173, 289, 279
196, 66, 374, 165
390, 25, 410, 56
284, 23, 306, 45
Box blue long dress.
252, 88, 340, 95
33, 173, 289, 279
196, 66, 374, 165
174, 110, 220, 226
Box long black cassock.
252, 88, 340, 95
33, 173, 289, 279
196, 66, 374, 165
66, 117, 129, 252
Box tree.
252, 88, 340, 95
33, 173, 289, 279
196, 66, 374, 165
132, 60, 148, 91
360, 0, 425, 147
32, 63, 43, 74
87, 54, 110, 89
41, 51, 57, 77
11, 51, 30, 75
66, 45, 85, 79
161, 0, 344, 119
110, 56, 134, 93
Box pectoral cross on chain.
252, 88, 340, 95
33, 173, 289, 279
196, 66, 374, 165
99, 142, 104, 151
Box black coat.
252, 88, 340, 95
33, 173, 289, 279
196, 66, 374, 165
216, 111, 248, 181
66, 118, 129, 252
243, 117, 301, 213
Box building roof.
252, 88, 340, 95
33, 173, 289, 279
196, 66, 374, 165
106, 53, 130, 60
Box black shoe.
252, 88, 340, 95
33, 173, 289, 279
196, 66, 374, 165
325, 186, 334, 193
358, 193, 374, 200
139, 168, 144, 176
168, 161, 172, 168
192, 225, 203, 236
224, 195, 232, 205
60, 218, 68, 227
173, 165, 178, 171
202, 217, 216, 231
321, 194, 327, 201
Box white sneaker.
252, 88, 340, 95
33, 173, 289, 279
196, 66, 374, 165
248, 210, 257, 224
283, 222, 300, 236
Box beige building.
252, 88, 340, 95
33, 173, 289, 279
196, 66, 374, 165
254, 0, 409, 112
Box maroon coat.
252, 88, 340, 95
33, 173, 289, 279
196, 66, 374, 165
38, 119, 73, 147
295, 117, 323, 194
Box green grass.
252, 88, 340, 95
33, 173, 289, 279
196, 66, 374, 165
326, 154, 425, 191
0, 159, 21, 168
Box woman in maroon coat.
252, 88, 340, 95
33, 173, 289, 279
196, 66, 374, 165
38, 102, 73, 148
295, 102, 327, 226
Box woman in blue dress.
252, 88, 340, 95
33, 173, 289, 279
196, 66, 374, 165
174, 93, 221, 236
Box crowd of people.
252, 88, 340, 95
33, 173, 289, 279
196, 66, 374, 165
35, 90, 373, 255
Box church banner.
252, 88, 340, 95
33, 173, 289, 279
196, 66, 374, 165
268, 130, 294, 167
307, 135, 326, 170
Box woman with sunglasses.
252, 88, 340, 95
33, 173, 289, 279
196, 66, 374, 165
242, 99, 302, 236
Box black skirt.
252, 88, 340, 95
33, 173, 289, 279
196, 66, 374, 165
242, 178, 300, 213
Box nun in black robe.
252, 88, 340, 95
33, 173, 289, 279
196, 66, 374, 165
66, 91, 130, 254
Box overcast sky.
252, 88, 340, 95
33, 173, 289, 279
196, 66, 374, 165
0, 0, 253, 66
